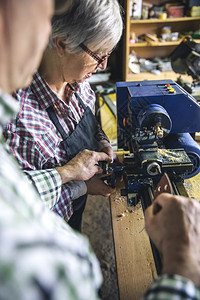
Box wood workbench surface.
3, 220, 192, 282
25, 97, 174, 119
110, 173, 200, 300
99, 94, 200, 299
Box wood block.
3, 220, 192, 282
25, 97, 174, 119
110, 180, 157, 300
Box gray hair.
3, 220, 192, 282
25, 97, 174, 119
49, 0, 123, 53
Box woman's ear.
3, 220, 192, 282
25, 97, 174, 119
54, 37, 66, 56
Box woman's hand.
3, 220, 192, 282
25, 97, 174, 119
55, 149, 112, 183
86, 174, 116, 197
101, 146, 118, 163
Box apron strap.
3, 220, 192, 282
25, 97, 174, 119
46, 106, 68, 140
46, 92, 87, 141
74, 92, 87, 111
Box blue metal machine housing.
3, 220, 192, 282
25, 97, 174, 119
116, 79, 200, 178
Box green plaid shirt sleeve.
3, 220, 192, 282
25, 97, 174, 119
0, 91, 102, 300
142, 274, 200, 300
24, 169, 62, 208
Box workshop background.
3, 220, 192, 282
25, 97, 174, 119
82, 1, 200, 299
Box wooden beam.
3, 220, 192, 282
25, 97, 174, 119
110, 180, 157, 300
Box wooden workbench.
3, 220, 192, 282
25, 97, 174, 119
110, 180, 156, 300
109, 173, 200, 300
98, 90, 200, 299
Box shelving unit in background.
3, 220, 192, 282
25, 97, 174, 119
122, 0, 200, 82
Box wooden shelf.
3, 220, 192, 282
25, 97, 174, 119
129, 39, 200, 48
130, 16, 200, 24
122, 0, 200, 81
129, 40, 182, 47
126, 71, 193, 82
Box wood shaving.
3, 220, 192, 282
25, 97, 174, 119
117, 213, 126, 218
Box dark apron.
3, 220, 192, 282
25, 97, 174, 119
46, 92, 99, 231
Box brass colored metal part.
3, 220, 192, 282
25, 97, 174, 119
154, 123, 163, 138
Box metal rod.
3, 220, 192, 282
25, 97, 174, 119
140, 185, 162, 275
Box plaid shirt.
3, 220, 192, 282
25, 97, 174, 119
0, 89, 102, 299
4, 72, 109, 221
142, 274, 200, 300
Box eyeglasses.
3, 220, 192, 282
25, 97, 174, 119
79, 43, 111, 67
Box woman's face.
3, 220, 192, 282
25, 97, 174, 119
60, 48, 109, 84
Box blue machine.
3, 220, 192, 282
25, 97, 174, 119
116, 79, 200, 179
108, 79, 200, 275
99, 79, 200, 275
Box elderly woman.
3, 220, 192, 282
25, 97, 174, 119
4, 0, 123, 231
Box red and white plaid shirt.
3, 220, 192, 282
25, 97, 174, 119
4, 72, 109, 221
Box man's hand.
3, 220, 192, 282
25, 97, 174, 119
55, 149, 112, 184
86, 174, 116, 197
145, 193, 200, 287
